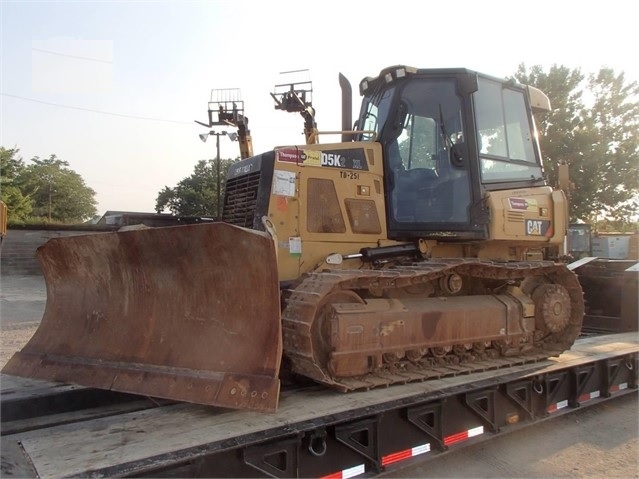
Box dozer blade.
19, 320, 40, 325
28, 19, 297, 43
2, 223, 282, 412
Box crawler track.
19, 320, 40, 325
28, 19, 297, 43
282, 259, 584, 392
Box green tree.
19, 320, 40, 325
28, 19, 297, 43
514, 64, 639, 223
155, 158, 238, 217
16, 155, 97, 223
0, 147, 33, 222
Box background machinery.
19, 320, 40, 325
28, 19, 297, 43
3, 66, 585, 413
195, 88, 253, 160
271, 69, 318, 144
567, 225, 638, 334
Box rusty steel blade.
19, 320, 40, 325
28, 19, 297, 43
2, 223, 282, 412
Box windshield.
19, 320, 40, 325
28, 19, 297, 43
384, 78, 472, 226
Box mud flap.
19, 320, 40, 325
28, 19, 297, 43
2, 223, 282, 412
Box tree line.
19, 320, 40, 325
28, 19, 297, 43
155, 158, 237, 217
1, 147, 97, 224
514, 64, 638, 224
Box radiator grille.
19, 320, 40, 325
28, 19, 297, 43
222, 171, 261, 228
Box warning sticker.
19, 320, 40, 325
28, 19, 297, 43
289, 237, 302, 256
272, 170, 296, 197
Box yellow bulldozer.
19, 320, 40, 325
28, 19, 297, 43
3, 66, 584, 413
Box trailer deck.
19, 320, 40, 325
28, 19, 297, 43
2, 332, 637, 478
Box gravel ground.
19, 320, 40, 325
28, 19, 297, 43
0, 320, 39, 368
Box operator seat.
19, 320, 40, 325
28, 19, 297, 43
433, 148, 470, 222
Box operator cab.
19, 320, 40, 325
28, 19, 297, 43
356, 66, 548, 241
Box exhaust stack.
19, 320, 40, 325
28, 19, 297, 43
339, 73, 352, 143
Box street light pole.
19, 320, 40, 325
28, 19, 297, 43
199, 130, 227, 220
48, 180, 52, 221
215, 132, 221, 220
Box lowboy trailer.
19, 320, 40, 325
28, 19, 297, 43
1, 332, 637, 478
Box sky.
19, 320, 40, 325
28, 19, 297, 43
1, 0, 638, 215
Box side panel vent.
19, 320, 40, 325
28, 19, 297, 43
223, 171, 261, 228
507, 211, 525, 222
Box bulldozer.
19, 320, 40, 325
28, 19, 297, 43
2, 66, 584, 413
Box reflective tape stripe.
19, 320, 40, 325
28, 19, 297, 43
412, 443, 430, 455
320, 464, 365, 479
611, 382, 628, 392
578, 390, 601, 402
547, 399, 569, 412
444, 426, 485, 446
381, 443, 431, 466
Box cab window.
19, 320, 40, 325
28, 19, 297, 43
475, 79, 542, 182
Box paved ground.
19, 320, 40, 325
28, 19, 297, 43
0, 275, 46, 367
0, 274, 637, 478
0, 274, 46, 323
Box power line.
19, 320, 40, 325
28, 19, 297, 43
32, 48, 113, 64
1, 93, 193, 125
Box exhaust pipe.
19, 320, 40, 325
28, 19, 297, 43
339, 73, 352, 143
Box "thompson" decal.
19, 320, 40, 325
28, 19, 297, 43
277, 148, 368, 171
509, 197, 538, 211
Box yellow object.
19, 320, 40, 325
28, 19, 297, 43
1, 66, 583, 413
0, 201, 7, 239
